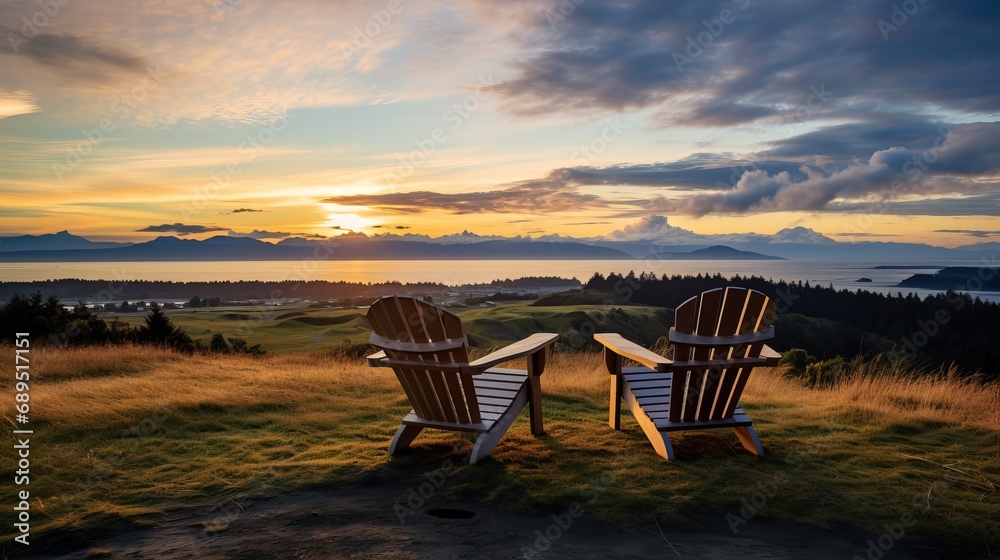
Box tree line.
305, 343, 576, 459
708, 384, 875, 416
0, 279, 448, 303
585, 272, 1000, 374
0, 292, 263, 356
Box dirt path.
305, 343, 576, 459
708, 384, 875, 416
19, 476, 969, 559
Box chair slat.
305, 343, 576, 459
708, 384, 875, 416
401, 369, 435, 419
443, 372, 471, 423
695, 369, 724, 421
426, 370, 458, 423
714, 287, 749, 361
710, 366, 741, 419
461, 373, 482, 423
412, 297, 443, 340
722, 366, 752, 417
716, 287, 749, 337
692, 288, 724, 363
675, 295, 699, 331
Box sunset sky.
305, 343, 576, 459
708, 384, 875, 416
1, 0, 998, 247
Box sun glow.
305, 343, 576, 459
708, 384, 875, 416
322, 203, 378, 234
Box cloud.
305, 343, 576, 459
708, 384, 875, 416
137, 223, 227, 235
666, 100, 778, 128
0, 1, 488, 125
0, 27, 152, 84
230, 208, 264, 214
826, 194, 1000, 217
598, 214, 835, 245
228, 229, 328, 239
489, 0, 1000, 125
765, 116, 948, 161
0, 89, 38, 119
320, 175, 604, 215
833, 232, 903, 238
662, 123, 1000, 216
558, 153, 806, 191
933, 230, 1000, 238
605, 215, 706, 244
320, 121, 1000, 219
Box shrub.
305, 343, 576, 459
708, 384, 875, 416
227, 337, 266, 357
779, 348, 818, 374
800, 355, 849, 387
329, 339, 375, 360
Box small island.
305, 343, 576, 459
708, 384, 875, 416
898, 266, 1000, 291
856, 277, 873, 282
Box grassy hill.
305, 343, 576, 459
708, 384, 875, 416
5, 344, 998, 555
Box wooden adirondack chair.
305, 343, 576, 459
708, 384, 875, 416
594, 287, 781, 460
366, 296, 558, 464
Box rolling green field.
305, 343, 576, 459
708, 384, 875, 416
102, 301, 675, 354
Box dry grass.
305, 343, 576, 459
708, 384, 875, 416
3, 344, 999, 553
744, 358, 1000, 432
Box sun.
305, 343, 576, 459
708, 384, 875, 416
322, 204, 377, 234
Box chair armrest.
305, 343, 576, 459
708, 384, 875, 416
669, 325, 774, 347
760, 344, 781, 367
466, 332, 558, 373
594, 333, 671, 372
366, 350, 386, 367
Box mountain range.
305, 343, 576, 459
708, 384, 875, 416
0, 234, 633, 261
0, 224, 994, 262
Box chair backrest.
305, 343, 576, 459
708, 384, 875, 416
667, 287, 776, 423
367, 296, 482, 424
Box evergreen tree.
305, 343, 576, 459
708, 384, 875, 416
138, 307, 193, 351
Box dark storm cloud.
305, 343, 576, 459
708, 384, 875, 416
765, 116, 950, 161
628, 123, 1000, 216
669, 100, 779, 128
558, 153, 807, 190
491, 1, 1000, 123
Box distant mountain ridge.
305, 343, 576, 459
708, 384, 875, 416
643, 245, 784, 260
0, 231, 131, 252
0, 235, 634, 261
0, 226, 992, 262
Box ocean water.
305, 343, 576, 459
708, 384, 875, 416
0, 258, 996, 302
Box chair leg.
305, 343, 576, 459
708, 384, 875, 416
470, 430, 503, 464
609, 375, 622, 430
389, 424, 423, 455
469, 385, 529, 464
733, 426, 764, 457
527, 374, 544, 436
621, 382, 675, 460
638, 423, 675, 461
606, 348, 623, 430
526, 349, 546, 435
